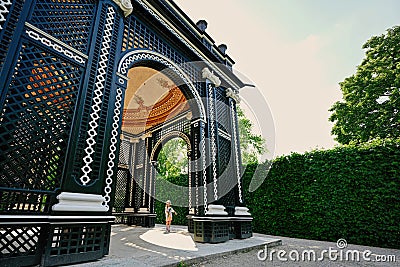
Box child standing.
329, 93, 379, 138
165, 200, 177, 232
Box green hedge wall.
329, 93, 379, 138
243, 139, 400, 249
154, 173, 188, 226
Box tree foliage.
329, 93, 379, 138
156, 138, 188, 179
329, 26, 400, 144
237, 106, 266, 164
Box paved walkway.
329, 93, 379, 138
71, 224, 281, 267
72, 225, 399, 267
194, 236, 400, 267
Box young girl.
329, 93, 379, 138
165, 200, 177, 232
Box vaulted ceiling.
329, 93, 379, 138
122, 67, 189, 135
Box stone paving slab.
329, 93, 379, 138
70, 224, 282, 267
194, 235, 400, 267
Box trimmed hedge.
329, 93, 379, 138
243, 139, 400, 249
154, 173, 188, 226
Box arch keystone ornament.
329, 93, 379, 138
112, 0, 133, 17
202, 67, 221, 87
0, 0, 253, 265
226, 88, 241, 103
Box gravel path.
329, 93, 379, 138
192, 236, 400, 267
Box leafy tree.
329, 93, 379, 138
329, 26, 400, 144
156, 138, 188, 179
237, 106, 266, 164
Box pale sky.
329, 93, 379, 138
175, 0, 400, 157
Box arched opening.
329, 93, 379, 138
153, 137, 189, 226
121, 66, 189, 135
113, 64, 196, 227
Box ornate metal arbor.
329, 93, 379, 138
0, 0, 252, 266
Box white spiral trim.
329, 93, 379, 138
80, 7, 115, 186
207, 83, 218, 201
103, 87, 123, 210
201, 128, 208, 211
230, 101, 243, 203
26, 29, 86, 64
0, 0, 11, 31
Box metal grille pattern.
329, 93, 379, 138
218, 138, 236, 209
152, 117, 190, 142
0, 225, 42, 258
0, 43, 82, 192
0, 189, 52, 214
113, 168, 129, 212
216, 87, 230, 133
49, 224, 105, 256
119, 139, 131, 166
134, 141, 145, 210
0, 0, 24, 73
30, 0, 96, 53
218, 138, 231, 176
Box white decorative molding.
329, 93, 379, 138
206, 204, 228, 216
235, 206, 251, 216
0, 0, 11, 30
207, 83, 218, 201
191, 118, 207, 125
202, 67, 221, 87
118, 50, 206, 121
230, 101, 243, 203
130, 137, 140, 143
226, 88, 240, 103
25, 23, 86, 64
80, 7, 115, 186
138, 207, 150, 213
140, 132, 152, 140
112, 0, 133, 17
116, 71, 129, 80
52, 192, 107, 212
185, 111, 193, 120
218, 128, 231, 141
